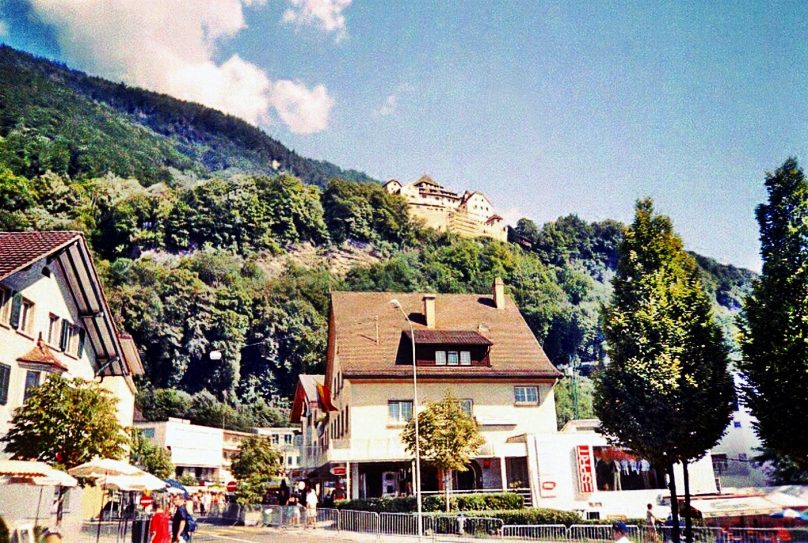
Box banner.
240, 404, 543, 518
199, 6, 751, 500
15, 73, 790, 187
576, 444, 594, 494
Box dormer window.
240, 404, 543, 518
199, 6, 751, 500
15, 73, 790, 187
447, 351, 459, 365
436, 351, 446, 366
398, 330, 493, 367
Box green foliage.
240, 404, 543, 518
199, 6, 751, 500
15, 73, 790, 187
230, 436, 283, 505
739, 157, 808, 472
323, 178, 415, 244
756, 447, 808, 484
456, 508, 582, 526
177, 473, 198, 487
401, 391, 485, 474
2, 375, 128, 469
0, 45, 375, 186
554, 375, 595, 430
334, 493, 523, 513
129, 428, 174, 479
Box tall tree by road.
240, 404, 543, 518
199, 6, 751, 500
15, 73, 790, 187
230, 436, 283, 504
595, 198, 735, 543
401, 392, 485, 512
739, 157, 808, 477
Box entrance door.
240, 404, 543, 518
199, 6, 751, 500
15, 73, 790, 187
382, 471, 398, 497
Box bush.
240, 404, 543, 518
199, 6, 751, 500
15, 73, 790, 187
336, 492, 523, 513
463, 508, 582, 526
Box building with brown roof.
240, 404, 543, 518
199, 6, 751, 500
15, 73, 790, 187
0, 231, 143, 445
291, 278, 561, 505
383, 176, 508, 241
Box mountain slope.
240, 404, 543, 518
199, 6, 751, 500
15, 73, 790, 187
0, 45, 375, 186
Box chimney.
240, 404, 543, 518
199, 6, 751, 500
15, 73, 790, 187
423, 294, 436, 328
493, 277, 505, 309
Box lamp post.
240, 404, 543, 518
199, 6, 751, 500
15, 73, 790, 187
390, 298, 423, 539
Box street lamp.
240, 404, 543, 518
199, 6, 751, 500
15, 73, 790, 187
390, 298, 423, 538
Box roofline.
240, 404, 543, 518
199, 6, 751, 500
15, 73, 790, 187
343, 372, 561, 381
0, 231, 82, 282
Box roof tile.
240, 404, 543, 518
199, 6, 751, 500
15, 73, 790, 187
0, 231, 82, 281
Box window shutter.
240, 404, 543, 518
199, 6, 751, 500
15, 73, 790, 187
77, 328, 86, 358
60, 319, 69, 351
0, 363, 10, 405
9, 292, 22, 329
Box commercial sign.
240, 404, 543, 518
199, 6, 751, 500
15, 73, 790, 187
576, 444, 594, 494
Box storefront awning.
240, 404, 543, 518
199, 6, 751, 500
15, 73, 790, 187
690, 496, 781, 518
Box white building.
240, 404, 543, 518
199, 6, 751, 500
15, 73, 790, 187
135, 418, 301, 484
291, 279, 719, 518
0, 231, 143, 440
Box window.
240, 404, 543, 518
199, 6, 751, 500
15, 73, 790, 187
460, 351, 471, 366
733, 420, 742, 428
19, 298, 35, 335
0, 287, 11, 326
435, 351, 446, 365
287, 456, 293, 466
60, 321, 83, 356
284, 434, 293, 445
388, 400, 413, 423
48, 314, 60, 345
141, 428, 155, 438
447, 351, 459, 366
514, 386, 539, 404
0, 363, 10, 405
458, 399, 473, 417
23, 370, 41, 401
271, 434, 279, 444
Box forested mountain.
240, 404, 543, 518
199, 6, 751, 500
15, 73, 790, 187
0, 45, 374, 186
0, 45, 756, 429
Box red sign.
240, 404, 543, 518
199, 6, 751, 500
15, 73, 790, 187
330, 465, 346, 476
576, 445, 594, 494
226, 480, 237, 492
139, 494, 153, 508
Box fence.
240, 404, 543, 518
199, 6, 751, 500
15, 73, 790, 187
190, 507, 808, 543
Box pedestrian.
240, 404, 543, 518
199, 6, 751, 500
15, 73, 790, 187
645, 504, 660, 543
613, 522, 630, 543
305, 487, 318, 529
172, 495, 191, 543
287, 491, 301, 526
43, 529, 62, 543
149, 500, 172, 543
279, 480, 290, 506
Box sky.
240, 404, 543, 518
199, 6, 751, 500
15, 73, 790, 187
2, 1, 808, 271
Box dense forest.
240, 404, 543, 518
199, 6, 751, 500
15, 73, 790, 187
0, 45, 756, 429
0, 45, 374, 186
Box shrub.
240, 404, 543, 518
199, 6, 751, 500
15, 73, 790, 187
336, 492, 521, 513
464, 508, 582, 526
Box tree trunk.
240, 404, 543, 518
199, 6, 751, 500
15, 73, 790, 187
667, 463, 680, 543
445, 469, 452, 513
683, 461, 692, 543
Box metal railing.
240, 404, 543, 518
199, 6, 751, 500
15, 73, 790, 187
192, 507, 808, 543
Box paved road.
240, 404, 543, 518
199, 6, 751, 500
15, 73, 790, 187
195, 525, 389, 543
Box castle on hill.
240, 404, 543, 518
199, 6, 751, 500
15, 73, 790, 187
383, 175, 508, 242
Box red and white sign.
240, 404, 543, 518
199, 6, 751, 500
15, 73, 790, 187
576, 445, 594, 494
226, 480, 238, 492
330, 465, 346, 477
139, 494, 154, 508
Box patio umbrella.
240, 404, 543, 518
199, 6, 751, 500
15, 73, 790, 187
106, 472, 168, 492
165, 479, 190, 497
770, 509, 801, 519
801, 510, 808, 521
0, 460, 53, 477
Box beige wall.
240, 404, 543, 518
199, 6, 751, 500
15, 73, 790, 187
0, 260, 135, 444
331, 379, 556, 461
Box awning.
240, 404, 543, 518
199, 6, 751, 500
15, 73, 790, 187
689, 496, 781, 518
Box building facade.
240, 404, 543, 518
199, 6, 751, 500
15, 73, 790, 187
0, 231, 143, 441
292, 280, 720, 518
383, 176, 508, 242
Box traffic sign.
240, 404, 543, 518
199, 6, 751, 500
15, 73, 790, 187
226, 480, 237, 492
139, 494, 153, 508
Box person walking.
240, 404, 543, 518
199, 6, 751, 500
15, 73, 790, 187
172, 495, 191, 543
645, 503, 661, 543
149, 501, 172, 543
305, 487, 318, 529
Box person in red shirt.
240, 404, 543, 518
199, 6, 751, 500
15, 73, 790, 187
149, 500, 172, 543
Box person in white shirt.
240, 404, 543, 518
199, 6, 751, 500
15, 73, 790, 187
305, 487, 318, 529
613, 522, 630, 543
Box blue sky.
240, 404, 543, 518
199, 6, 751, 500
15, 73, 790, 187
3, 1, 808, 270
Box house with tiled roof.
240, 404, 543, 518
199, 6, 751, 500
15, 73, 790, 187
0, 231, 143, 445
291, 278, 561, 505
383, 176, 508, 241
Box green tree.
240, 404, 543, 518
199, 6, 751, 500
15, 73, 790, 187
401, 392, 485, 512
739, 158, 808, 476
554, 374, 595, 430
230, 436, 283, 504
2, 375, 128, 468
129, 428, 174, 479
595, 199, 735, 543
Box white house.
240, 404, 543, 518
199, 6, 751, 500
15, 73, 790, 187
0, 231, 143, 439
291, 279, 719, 518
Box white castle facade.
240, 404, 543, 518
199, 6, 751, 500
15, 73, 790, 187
383, 176, 508, 242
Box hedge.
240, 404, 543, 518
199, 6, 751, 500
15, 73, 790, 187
460, 508, 582, 526
335, 492, 523, 513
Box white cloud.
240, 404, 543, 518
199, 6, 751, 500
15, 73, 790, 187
282, 0, 351, 42
269, 80, 334, 134
28, 0, 333, 134
0, 19, 8, 37
376, 94, 397, 117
